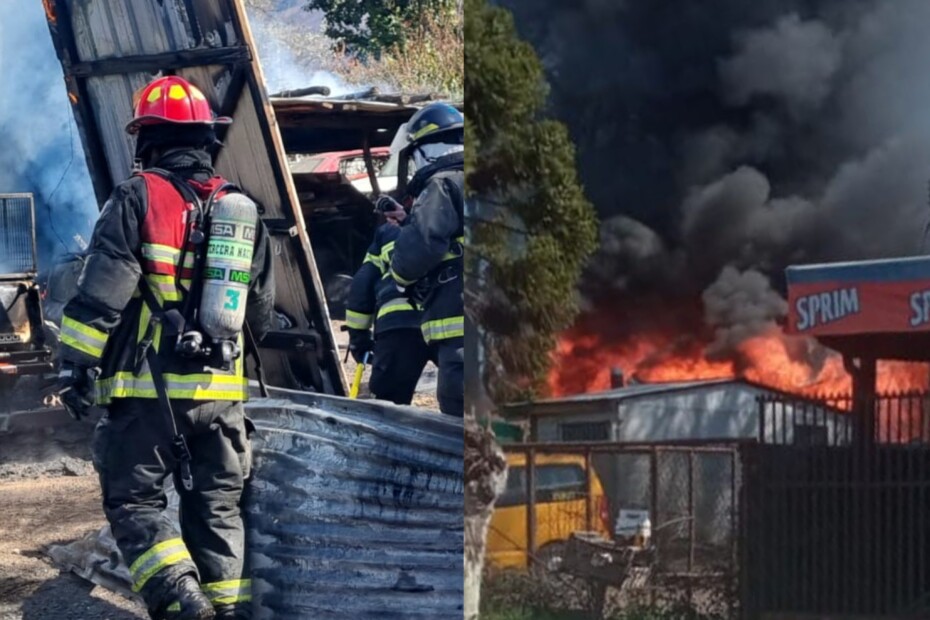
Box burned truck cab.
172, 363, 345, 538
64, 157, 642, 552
271, 93, 462, 318
0, 194, 54, 390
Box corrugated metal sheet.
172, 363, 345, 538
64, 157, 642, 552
246, 389, 463, 619
47, 391, 464, 619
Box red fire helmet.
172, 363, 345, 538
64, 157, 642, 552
125, 75, 232, 134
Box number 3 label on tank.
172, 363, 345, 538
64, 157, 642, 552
224, 289, 241, 311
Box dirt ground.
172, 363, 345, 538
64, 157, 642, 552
0, 473, 147, 620
0, 322, 441, 620
332, 319, 442, 411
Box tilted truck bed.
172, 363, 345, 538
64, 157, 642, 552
41, 0, 347, 394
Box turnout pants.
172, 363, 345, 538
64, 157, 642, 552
432, 336, 464, 417
369, 328, 431, 406
93, 398, 253, 618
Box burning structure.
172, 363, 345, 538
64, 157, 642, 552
508, 378, 850, 445
494, 0, 930, 401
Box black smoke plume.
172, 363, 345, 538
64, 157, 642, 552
498, 0, 930, 364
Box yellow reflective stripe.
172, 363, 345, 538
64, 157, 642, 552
145, 274, 182, 303
141, 243, 180, 263
393, 271, 417, 286
141, 243, 195, 269
377, 298, 415, 319
345, 309, 373, 330
202, 579, 252, 605
362, 253, 383, 270
411, 122, 440, 141
379, 241, 396, 263
421, 316, 464, 342
60, 316, 107, 358
142, 275, 192, 305
442, 237, 465, 262
130, 538, 192, 592
96, 372, 249, 404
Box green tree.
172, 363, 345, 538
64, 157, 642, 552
306, 0, 457, 57
465, 0, 598, 405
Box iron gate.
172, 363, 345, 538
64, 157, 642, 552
742, 392, 930, 618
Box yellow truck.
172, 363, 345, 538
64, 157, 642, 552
487, 452, 612, 569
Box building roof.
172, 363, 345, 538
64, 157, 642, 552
531, 378, 739, 405
271, 92, 463, 154
505, 377, 819, 417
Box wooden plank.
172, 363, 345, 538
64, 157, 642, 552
44, 0, 348, 395
69, 47, 251, 77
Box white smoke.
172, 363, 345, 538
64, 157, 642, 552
246, 6, 366, 97
0, 1, 96, 269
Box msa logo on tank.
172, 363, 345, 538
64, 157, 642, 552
210, 222, 256, 241
795, 287, 860, 331
908, 290, 930, 327
201, 193, 257, 340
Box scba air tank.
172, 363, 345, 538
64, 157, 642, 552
200, 192, 258, 341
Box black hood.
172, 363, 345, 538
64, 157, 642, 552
405, 151, 464, 199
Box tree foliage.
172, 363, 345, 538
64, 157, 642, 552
305, 0, 458, 58
465, 0, 598, 404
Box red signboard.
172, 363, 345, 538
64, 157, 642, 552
785, 257, 930, 336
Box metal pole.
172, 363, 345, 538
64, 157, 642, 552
689, 451, 696, 574
526, 446, 537, 568
584, 448, 593, 532
362, 132, 382, 197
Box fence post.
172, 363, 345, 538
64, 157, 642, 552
689, 450, 696, 574
526, 446, 536, 568
584, 448, 593, 532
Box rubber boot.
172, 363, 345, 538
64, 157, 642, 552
213, 605, 250, 620
157, 574, 216, 620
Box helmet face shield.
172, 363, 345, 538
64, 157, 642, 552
412, 143, 464, 170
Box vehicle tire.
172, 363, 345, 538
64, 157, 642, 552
531, 541, 567, 576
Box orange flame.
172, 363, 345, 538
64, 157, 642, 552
550, 324, 930, 398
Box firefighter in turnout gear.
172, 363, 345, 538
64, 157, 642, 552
390, 103, 465, 416
345, 199, 429, 405
55, 76, 274, 620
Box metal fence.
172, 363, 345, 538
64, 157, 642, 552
758, 391, 930, 446
0, 195, 36, 277
494, 441, 741, 579
742, 391, 930, 618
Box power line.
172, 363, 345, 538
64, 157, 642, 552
45, 107, 76, 255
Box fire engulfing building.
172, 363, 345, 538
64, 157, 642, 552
506, 378, 850, 445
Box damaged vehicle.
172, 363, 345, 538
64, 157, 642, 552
0, 194, 54, 395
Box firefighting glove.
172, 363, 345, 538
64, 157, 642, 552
375, 194, 403, 214
348, 329, 374, 365
57, 361, 96, 421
